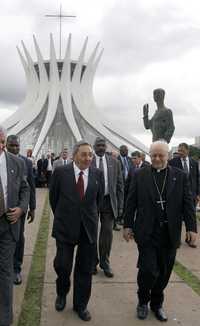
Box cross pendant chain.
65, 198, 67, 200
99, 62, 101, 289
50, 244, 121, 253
156, 196, 166, 211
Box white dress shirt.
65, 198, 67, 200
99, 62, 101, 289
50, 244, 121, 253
0, 151, 8, 209
73, 162, 89, 193
95, 154, 109, 195
47, 158, 53, 171
181, 156, 190, 173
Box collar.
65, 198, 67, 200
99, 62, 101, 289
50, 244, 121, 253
73, 162, 89, 176
95, 153, 105, 160
151, 165, 168, 173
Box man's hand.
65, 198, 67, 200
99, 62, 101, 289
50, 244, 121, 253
123, 228, 134, 242
6, 207, 23, 224
27, 210, 35, 223
186, 231, 197, 247
143, 104, 149, 116
196, 195, 200, 205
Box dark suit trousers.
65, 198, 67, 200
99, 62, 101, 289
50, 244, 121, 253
94, 195, 114, 270
0, 217, 16, 326
137, 232, 176, 308
54, 224, 95, 310
14, 214, 26, 273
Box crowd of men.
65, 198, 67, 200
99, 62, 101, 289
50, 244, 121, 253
0, 124, 199, 325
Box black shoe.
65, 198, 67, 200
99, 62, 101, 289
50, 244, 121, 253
55, 295, 66, 311
14, 272, 22, 285
151, 307, 168, 322
137, 304, 148, 320
74, 308, 91, 321
92, 267, 98, 275
104, 268, 114, 278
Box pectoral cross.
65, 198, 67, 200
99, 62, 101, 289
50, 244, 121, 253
156, 197, 166, 211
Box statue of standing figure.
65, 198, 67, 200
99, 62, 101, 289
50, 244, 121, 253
143, 88, 175, 143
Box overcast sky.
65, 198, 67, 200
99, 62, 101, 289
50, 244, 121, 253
1, 0, 200, 149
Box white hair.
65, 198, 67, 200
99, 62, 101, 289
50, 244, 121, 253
149, 140, 169, 154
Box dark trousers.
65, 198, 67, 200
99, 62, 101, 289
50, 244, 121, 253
14, 214, 26, 273
94, 195, 114, 270
54, 224, 95, 310
137, 241, 176, 308
46, 171, 52, 188
0, 217, 16, 326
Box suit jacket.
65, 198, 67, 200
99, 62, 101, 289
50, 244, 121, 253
169, 157, 200, 199
52, 158, 71, 172
4, 151, 30, 241
117, 155, 132, 182
91, 154, 124, 217
124, 165, 196, 249
19, 155, 36, 211
37, 159, 46, 175
49, 163, 104, 244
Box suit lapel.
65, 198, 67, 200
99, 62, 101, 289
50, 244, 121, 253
84, 168, 94, 201
166, 166, 176, 199
5, 152, 14, 207
67, 163, 81, 201
146, 167, 157, 204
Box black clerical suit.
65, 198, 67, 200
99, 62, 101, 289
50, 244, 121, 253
49, 163, 104, 311
124, 165, 196, 308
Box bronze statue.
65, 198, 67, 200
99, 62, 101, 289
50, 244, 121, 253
143, 88, 175, 143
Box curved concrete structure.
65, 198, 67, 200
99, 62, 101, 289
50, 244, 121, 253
4, 34, 148, 158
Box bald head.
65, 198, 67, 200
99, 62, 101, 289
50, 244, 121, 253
149, 141, 169, 170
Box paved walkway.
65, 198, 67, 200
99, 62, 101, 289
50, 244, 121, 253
41, 216, 200, 326
13, 188, 47, 325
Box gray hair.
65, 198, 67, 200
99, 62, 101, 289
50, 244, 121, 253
0, 125, 7, 137
72, 140, 92, 157
149, 140, 169, 154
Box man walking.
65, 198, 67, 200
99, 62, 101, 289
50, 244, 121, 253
123, 141, 197, 322
169, 142, 199, 247
6, 135, 36, 285
50, 141, 104, 321
0, 126, 29, 326
92, 137, 124, 277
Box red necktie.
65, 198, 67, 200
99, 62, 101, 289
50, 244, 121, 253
76, 171, 84, 200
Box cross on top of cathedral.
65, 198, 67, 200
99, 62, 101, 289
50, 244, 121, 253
45, 4, 76, 59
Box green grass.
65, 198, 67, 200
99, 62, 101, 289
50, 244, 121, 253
174, 261, 200, 296
17, 196, 50, 326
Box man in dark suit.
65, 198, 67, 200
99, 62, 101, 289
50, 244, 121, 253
169, 142, 200, 247
6, 135, 36, 285
91, 137, 124, 277
43, 153, 54, 188
49, 140, 104, 322
0, 126, 29, 326
37, 154, 46, 187
117, 145, 132, 182
123, 141, 197, 322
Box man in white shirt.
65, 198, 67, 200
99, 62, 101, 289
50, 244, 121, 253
91, 137, 124, 278
169, 142, 200, 248
0, 125, 29, 326
52, 148, 70, 172
49, 141, 104, 321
